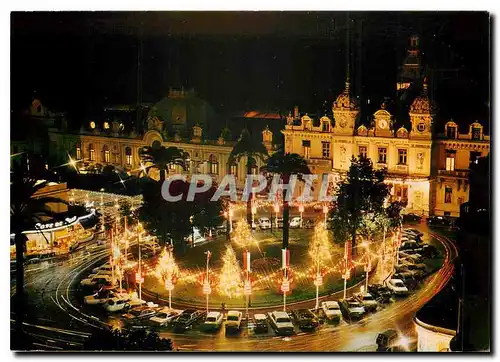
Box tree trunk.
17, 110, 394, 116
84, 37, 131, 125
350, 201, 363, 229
14, 232, 25, 334
246, 159, 252, 226
282, 174, 290, 250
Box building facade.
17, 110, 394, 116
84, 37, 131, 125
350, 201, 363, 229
282, 78, 489, 217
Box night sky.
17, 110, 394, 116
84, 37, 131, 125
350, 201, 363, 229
11, 12, 490, 130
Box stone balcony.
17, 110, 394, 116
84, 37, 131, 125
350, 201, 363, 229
437, 169, 469, 179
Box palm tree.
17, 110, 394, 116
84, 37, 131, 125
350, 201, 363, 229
10, 162, 66, 335
262, 151, 311, 249
138, 144, 186, 183
228, 129, 268, 225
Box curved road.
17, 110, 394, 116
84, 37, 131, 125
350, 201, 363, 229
11, 224, 457, 351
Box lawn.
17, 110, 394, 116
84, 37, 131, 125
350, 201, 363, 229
142, 228, 365, 308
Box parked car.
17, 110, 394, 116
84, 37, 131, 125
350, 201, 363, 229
122, 306, 157, 323
103, 297, 130, 313
404, 228, 424, 237
171, 309, 207, 331
289, 216, 302, 229
420, 244, 439, 258
321, 301, 342, 323
149, 308, 183, 326
225, 310, 243, 331
92, 263, 113, 275
80, 275, 112, 288
368, 284, 392, 304
276, 218, 284, 228
339, 298, 365, 321
258, 217, 271, 230
84, 288, 116, 305
202, 311, 224, 331
385, 279, 409, 296
400, 240, 421, 251
427, 216, 452, 227
268, 311, 294, 335
402, 213, 422, 223
253, 314, 269, 333
354, 293, 378, 312
291, 309, 320, 331
302, 219, 315, 229
376, 329, 405, 352
394, 269, 425, 281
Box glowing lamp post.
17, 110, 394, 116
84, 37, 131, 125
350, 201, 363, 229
243, 279, 252, 319
322, 205, 328, 226
313, 273, 323, 310
203, 250, 212, 313
298, 204, 304, 228
165, 279, 174, 309
228, 207, 233, 232
362, 241, 371, 292
281, 248, 290, 311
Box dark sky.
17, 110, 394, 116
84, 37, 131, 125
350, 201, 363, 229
11, 11, 490, 129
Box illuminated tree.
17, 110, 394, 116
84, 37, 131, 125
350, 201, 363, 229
218, 245, 242, 298
309, 222, 332, 268
232, 219, 253, 249
155, 247, 180, 284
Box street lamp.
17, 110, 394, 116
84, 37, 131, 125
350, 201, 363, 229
137, 222, 143, 300
165, 279, 174, 309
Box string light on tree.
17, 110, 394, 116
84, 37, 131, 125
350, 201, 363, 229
218, 245, 242, 298
309, 222, 331, 309
155, 247, 180, 309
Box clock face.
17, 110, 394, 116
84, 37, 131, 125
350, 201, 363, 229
379, 119, 388, 129
339, 119, 347, 128
417, 122, 426, 132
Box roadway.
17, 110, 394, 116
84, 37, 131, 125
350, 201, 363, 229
11, 219, 457, 351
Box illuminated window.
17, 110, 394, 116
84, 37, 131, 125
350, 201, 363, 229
89, 144, 95, 161
445, 150, 456, 171
104, 150, 110, 163
104, 122, 110, 130
322, 142, 330, 158
359, 146, 367, 158
302, 140, 311, 159
444, 186, 452, 204
184, 152, 190, 172
378, 147, 387, 164
230, 164, 237, 177
398, 149, 407, 165
125, 147, 132, 166
76, 147, 81, 160
209, 154, 218, 175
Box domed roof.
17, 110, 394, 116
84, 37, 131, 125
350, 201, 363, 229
410, 81, 435, 114
333, 79, 359, 111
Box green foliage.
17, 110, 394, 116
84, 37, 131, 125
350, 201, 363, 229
329, 156, 391, 250
262, 150, 311, 249
385, 200, 405, 229
138, 145, 187, 182
84, 327, 173, 351
118, 199, 134, 227
138, 178, 223, 255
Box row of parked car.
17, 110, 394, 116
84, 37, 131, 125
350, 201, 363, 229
252, 216, 315, 230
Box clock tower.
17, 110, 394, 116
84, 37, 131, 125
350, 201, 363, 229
332, 77, 359, 135
409, 80, 434, 139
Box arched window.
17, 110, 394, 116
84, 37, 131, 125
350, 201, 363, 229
152, 140, 161, 149
102, 145, 110, 163
229, 161, 238, 178
445, 121, 458, 139
89, 144, 95, 161
76, 142, 82, 160
209, 154, 218, 175
125, 147, 132, 166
